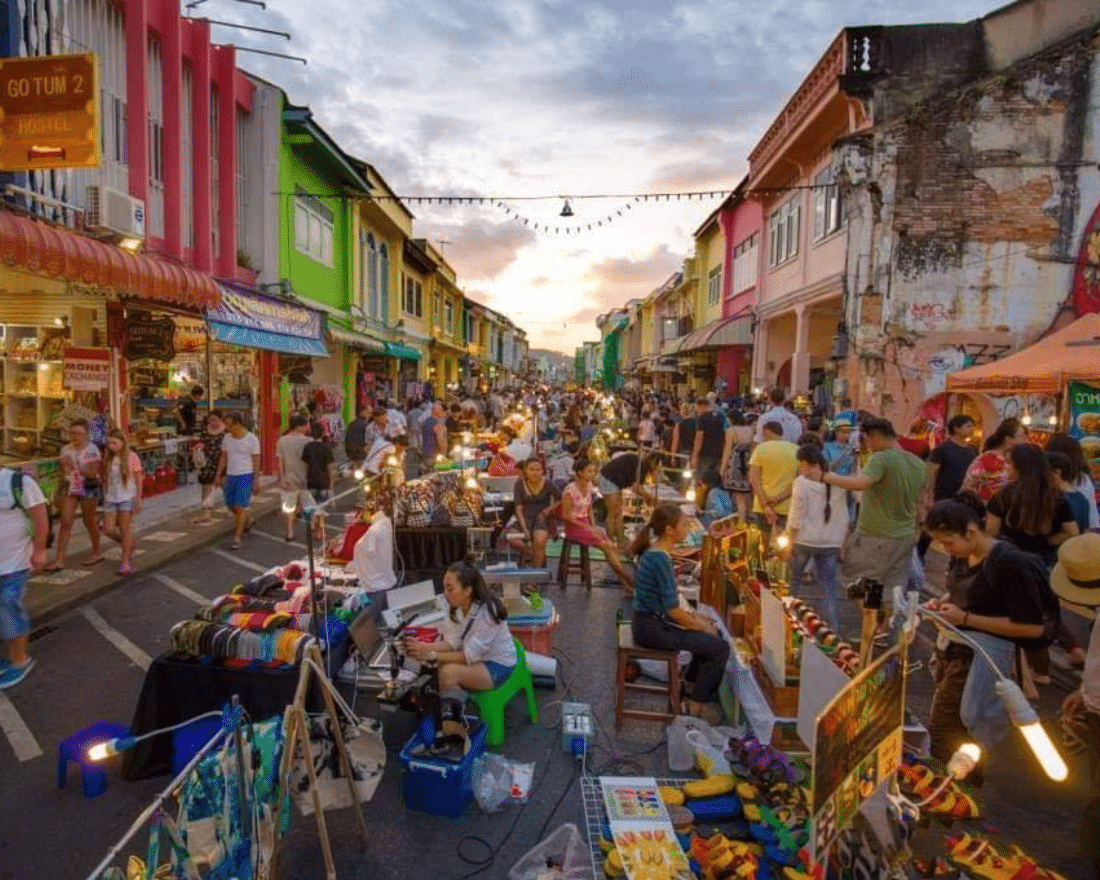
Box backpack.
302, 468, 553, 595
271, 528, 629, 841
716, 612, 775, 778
3, 468, 56, 548
981, 541, 1060, 649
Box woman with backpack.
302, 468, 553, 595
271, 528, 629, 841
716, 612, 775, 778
923, 493, 1055, 766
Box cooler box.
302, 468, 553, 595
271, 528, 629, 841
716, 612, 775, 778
399, 718, 487, 817
510, 616, 559, 656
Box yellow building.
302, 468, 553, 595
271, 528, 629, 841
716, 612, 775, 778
422, 241, 466, 390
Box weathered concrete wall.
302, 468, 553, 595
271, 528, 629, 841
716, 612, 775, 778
835, 27, 1098, 426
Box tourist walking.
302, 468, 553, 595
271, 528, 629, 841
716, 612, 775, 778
215, 413, 260, 550
191, 410, 226, 525
100, 430, 144, 575
0, 465, 48, 689
47, 418, 103, 570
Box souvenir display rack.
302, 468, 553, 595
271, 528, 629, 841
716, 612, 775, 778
0, 323, 70, 458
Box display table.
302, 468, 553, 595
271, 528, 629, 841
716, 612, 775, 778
122, 645, 347, 780
394, 526, 468, 581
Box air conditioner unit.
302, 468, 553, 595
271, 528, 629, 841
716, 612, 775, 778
86, 185, 146, 239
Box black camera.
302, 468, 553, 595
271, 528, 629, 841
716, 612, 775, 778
846, 577, 885, 609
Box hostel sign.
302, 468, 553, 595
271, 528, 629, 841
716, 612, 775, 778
0, 53, 99, 171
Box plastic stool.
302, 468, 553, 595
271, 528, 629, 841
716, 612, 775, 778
472, 638, 539, 747
58, 720, 129, 798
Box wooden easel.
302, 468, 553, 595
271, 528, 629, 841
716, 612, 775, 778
271, 645, 368, 880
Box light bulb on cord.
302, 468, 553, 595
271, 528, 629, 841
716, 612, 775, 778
353, 467, 365, 481
465, 476, 478, 489
682, 468, 693, 480
946, 743, 982, 779
995, 679, 1068, 781
685, 487, 696, 503
775, 533, 791, 551
1047, 414, 1058, 427
1021, 413, 1032, 427
281, 498, 297, 515
88, 735, 135, 761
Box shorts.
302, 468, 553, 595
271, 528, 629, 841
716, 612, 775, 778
597, 474, 622, 495
310, 489, 332, 506
0, 570, 30, 640
280, 489, 313, 513
841, 531, 916, 596
483, 660, 516, 688
223, 473, 255, 510
103, 499, 135, 513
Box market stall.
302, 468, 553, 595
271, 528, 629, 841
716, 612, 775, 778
945, 312, 1100, 463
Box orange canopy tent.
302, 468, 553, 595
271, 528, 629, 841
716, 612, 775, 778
945, 312, 1100, 394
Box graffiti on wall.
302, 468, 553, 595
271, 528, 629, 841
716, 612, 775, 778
909, 301, 956, 329
1071, 201, 1100, 315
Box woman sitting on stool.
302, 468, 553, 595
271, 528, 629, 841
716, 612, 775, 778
560, 457, 635, 592
630, 503, 730, 720
403, 558, 516, 695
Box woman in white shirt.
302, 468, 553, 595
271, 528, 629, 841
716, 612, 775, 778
47, 418, 103, 570
402, 558, 517, 693
783, 444, 849, 632
100, 430, 144, 575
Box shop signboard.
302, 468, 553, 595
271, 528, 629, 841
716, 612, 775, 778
124, 313, 176, 362
810, 647, 905, 864
62, 347, 110, 391
1068, 380, 1100, 483
0, 53, 99, 171
207, 288, 322, 340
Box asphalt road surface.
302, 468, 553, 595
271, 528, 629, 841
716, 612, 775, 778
0, 509, 1094, 880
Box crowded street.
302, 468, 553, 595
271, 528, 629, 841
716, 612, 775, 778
2, 0, 1100, 879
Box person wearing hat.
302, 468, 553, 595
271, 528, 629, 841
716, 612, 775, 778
1052, 533, 1100, 878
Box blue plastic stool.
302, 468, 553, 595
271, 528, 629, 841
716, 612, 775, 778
57, 721, 129, 798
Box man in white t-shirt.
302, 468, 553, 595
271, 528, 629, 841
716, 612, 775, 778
753, 387, 803, 443
276, 415, 312, 542
384, 400, 407, 440
0, 468, 48, 690
215, 413, 261, 550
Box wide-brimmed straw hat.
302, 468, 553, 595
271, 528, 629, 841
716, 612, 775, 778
1050, 533, 1100, 607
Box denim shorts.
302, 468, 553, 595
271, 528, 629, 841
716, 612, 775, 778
596, 473, 621, 495
223, 473, 254, 509
0, 570, 31, 640
103, 498, 135, 513
483, 660, 516, 687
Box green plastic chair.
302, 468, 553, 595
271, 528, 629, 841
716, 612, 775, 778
472, 638, 539, 747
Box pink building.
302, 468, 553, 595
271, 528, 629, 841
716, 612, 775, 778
716, 182, 761, 394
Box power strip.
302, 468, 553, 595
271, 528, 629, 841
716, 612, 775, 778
562, 701, 593, 755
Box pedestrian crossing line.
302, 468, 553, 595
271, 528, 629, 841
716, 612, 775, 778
0, 691, 42, 762
81, 607, 153, 671
250, 529, 307, 550
152, 573, 208, 606
209, 548, 269, 574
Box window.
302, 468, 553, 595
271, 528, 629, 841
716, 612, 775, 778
365, 233, 378, 317
378, 243, 389, 322
146, 38, 164, 238
444, 299, 454, 335
732, 234, 758, 293
210, 88, 219, 259
402, 274, 423, 317
813, 168, 844, 240
236, 108, 247, 253
433, 291, 442, 329
768, 197, 800, 267
293, 186, 334, 266
707, 266, 721, 306
181, 65, 194, 248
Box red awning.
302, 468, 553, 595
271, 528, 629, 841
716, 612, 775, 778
0, 210, 220, 309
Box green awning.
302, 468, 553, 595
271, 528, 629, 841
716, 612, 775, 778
384, 341, 422, 361
327, 325, 385, 353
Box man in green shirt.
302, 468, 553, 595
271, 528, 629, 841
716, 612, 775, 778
823, 417, 928, 596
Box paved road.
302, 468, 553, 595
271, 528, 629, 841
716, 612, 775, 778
0, 512, 1095, 880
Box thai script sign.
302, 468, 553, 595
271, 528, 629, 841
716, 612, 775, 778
206, 289, 322, 341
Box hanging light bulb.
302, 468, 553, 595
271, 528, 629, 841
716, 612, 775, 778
682, 468, 693, 480
1047, 414, 1058, 427
560, 199, 573, 217
1021, 413, 1032, 427
946, 743, 982, 780
775, 533, 791, 551
353, 467, 365, 481
685, 487, 696, 503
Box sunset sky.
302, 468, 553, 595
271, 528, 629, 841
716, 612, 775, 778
219, 0, 997, 353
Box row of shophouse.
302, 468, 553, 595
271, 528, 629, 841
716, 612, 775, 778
582, 0, 1100, 430
0, 0, 527, 472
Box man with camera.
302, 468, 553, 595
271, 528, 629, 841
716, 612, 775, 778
822, 417, 928, 610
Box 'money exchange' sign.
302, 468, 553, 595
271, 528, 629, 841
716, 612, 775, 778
0, 53, 99, 171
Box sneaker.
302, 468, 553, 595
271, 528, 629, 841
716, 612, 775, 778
0, 658, 34, 690
118, 561, 134, 576
230, 539, 242, 550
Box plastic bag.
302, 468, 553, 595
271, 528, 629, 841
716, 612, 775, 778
509, 823, 590, 880
686, 728, 732, 776
473, 753, 535, 812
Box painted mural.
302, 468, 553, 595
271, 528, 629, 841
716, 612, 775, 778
1071, 201, 1100, 316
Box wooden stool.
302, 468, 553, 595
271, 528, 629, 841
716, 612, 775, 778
557, 539, 592, 589
615, 622, 681, 729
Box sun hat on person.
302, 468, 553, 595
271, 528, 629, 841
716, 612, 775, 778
1049, 533, 1100, 607
832, 418, 853, 430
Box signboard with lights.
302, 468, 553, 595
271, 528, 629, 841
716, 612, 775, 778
0, 53, 99, 171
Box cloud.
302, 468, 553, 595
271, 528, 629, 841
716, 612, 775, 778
586, 244, 683, 293
416, 220, 537, 281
